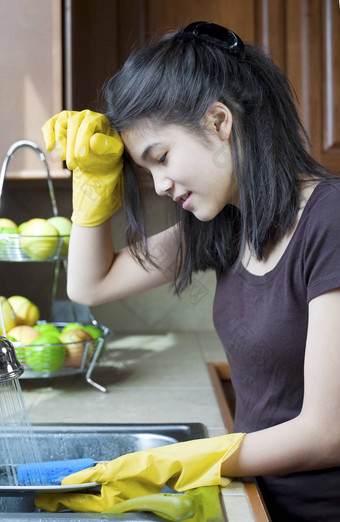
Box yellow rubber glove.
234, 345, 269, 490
42, 109, 124, 227
35, 433, 245, 513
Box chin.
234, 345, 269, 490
192, 209, 219, 222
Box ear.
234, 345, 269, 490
206, 102, 232, 141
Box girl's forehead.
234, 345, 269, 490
121, 122, 179, 147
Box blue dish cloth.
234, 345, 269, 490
17, 457, 95, 486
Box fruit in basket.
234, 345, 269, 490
0, 220, 18, 259
19, 219, 59, 260
59, 328, 94, 368
8, 325, 40, 345
26, 334, 65, 372
82, 325, 103, 339
0, 218, 18, 231
60, 322, 83, 334
0, 296, 17, 335
8, 295, 40, 326
34, 322, 61, 337
47, 216, 72, 256
17, 222, 26, 233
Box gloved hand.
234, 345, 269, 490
35, 433, 245, 513
42, 109, 124, 227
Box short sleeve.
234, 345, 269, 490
304, 183, 340, 302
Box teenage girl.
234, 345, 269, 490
40, 22, 340, 521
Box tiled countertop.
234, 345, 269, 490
20, 331, 256, 521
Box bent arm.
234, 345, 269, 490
222, 288, 340, 477
67, 220, 180, 306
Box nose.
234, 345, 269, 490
152, 173, 174, 197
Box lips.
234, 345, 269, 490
174, 192, 191, 203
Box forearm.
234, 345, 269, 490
223, 413, 340, 478
67, 220, 115, 305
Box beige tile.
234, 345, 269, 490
113, 356, 212, 388
222, 494, 255, 522
27, 386, 225, 429
221, 481, 246, 496
107, 332, 203, 361
208, 427, 228, 437
196, 331, 226, 362
93, 272, 217, 333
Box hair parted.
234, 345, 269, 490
102, 23, 331, 293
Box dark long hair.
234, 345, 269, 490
102, 25, 330, 293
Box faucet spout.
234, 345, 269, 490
0, 139, 58, 216
0, 336, 24, 381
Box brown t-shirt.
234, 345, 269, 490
213, 179, 340, 521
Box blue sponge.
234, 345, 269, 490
17, 458, 95, 486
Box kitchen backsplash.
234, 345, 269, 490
94, 189, 216, 332
2, 183, 215, 332
94, 270, 216, 333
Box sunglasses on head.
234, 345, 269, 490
183, 21, 245, 59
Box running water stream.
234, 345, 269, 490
0, 300, 44, 488
0, 377, 44, 486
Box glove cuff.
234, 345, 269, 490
71, 168, 123, 227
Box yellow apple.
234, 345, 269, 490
47, 216, 71, 256
8, 325, 41, 345
59, 328, 94, 368
19, 218, 59, 260
0, 218, 18, 231
0, 296, 17, 335
0, 220, 18, 260
8, 295, 40, 326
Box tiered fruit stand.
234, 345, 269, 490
0, 140, 111, 392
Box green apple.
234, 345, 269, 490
8, 295, 40, 326
0, 296, 17, 335
34, 322, 61, 337
26, 334, 65, 372
47, 216, 71, 256
82, 325, 103, 339
8, 325, 40, 345
60, 322, 83, 334
17, 222, 27, 233
19, 218, 59, 260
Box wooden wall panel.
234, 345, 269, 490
144, 0, 256, 43
64, 0, 119, 111
0, 0, 63, 175
321, 0, 340, 165
254, 0, 285, 69
65, 0, 340, 171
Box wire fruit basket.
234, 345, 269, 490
0, 140, 113, 392
0, 233, 69, 262
14, 321, 112, 392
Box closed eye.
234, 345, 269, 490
157, 153, 167, 165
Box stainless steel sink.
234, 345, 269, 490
0, 423, 208, 520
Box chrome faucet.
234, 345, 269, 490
0, 336, 24, 381
0, 139, 58, 216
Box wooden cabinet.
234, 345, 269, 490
208, 362, 271, 521
0, 0, 64, 177
67, 0, 340, 172
256, 0, 340, 172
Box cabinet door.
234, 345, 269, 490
257, 0, 340, 172
0, 0, 63, 177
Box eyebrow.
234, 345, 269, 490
141, 142, 160, 161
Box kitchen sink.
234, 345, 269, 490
0, 423, 209, 520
